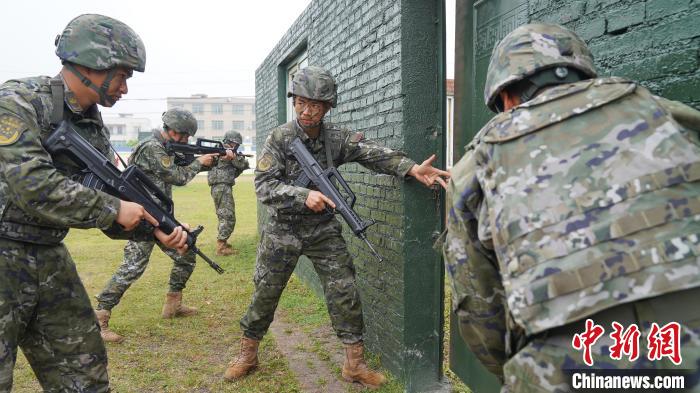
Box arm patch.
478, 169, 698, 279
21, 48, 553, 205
160, 155, 173, 168
0, 115, 28, 146
257, 153, 273, 172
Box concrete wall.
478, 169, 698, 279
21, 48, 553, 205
255, 0, 446, 390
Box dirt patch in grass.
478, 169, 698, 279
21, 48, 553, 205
270, 312, 364, 393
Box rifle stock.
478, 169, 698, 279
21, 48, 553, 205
45, 122, 225, 274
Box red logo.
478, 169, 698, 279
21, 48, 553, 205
609, 322, 641, 362
572, 319, 605, 366
647, 322, 682, 365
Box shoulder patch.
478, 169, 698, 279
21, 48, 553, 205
160, 155, 173, 168
0, 115, 27, 146
349, 132, 364, 143
257, 153, 273, 172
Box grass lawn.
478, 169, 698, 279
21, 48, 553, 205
10, 174, 470, 392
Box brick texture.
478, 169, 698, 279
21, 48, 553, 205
532, 0, 700, 110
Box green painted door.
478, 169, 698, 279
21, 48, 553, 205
450, 0, 528, 392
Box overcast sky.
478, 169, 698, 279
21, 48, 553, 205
0, 0, 455, 127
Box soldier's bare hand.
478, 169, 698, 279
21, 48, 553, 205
408, 154, 451, 189
305, 190, 336, 212
197, 153, 217, 167
155, 226, 189, 255
116, 200, 158, 231
221, 150, 236, 161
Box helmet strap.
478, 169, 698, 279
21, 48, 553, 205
64, 63, 118, 107
519, 66, 584, 104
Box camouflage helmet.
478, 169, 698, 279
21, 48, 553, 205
55, 14, 146, 72
223, 131, 243, 145
287, 66, 337, 108
162, 108, 198, 136
484, 23, 597, 112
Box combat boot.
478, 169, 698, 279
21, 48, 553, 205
341, 342, 387, 390
216, 240, 237, 256
161, 291, 198, 318
95, 309, 124, 343
224, 337, 260, 381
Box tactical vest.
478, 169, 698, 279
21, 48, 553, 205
0, 77, 111, 245
478, 77, 700, 335
271, 121, 346, 223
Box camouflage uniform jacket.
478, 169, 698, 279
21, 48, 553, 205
129, 130, 203, 199
0, 75, 151, 245
255, 120, 416, 222
207, 155, 249, 186
444, 77, 700, 375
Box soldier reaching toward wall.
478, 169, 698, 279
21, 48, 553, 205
0, 14, 190, 392
223, 66, 450, 389
209, 130, 250, 256
94, 108, 234, 343
444, 23, 700, 392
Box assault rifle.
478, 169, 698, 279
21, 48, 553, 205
165, 138, 253, 159
289, 137, 383, 262
45, 122, 225, 274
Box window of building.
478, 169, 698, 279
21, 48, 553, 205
231, 121, 244, 130
197, 120, 204, 130
213, 120, 224, 130
251, 120, 256, 130
212, 104, 223, 114
192, 103, 204, 114
286, 50, 309, 122
232, 104, 245, 115
112, 125, 125, 135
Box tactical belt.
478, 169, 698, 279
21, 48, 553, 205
0, 221, 68, 245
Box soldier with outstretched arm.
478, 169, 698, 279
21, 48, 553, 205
223, 66, 449, 389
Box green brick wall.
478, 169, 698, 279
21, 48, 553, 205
533, 0, 700, 109
255, 0, 447, 391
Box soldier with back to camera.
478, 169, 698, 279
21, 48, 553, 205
444, 23, 700, 392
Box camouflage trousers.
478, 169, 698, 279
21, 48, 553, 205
210, 183, 236, 241
0, 238, 109, 392
95, 239, 196, 311
503, 288, 700, 392
240, 218, 364, 344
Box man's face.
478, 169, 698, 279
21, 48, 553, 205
88, 66, 133, 107
167, 129, 190, 143
294, 96, 328, 128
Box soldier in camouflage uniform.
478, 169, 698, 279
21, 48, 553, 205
94, 108, 231, 343
208, 130, 250, 256
224, 66, 450, 389
444, 23, 700, 392
0, 14, 190, 392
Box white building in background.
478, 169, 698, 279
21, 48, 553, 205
103, 113, 152, 153
166, 94, 256, 148
446, 79, 455, 169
